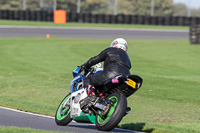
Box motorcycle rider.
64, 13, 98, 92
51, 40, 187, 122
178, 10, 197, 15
79, 38, 131, 109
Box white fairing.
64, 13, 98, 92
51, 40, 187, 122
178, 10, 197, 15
92, 63, 103, 73
70, 88, 87, 118
93, 63, 101, 68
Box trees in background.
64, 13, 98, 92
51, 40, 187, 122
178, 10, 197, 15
153, 0, 173, 16
0, 0, 200, 17
81, 0, 110, 14
116, 0, 173, 16
0, 0, 23, 10
62, 0, 174, 16
191, 9, 200, 17
173, 3, 188, 16
57, 0, 76, 12
173, 3, 200, 17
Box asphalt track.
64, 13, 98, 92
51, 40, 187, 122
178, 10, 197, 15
0, 106, 138, 133
0, 26, 188, 40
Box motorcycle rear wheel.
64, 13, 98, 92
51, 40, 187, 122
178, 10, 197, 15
95, 92, 127, 131
55, 94, 72, 126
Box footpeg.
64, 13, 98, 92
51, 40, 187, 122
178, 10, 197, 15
124, 107, 131, 116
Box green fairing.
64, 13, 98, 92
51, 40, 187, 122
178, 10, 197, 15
72, 112, 95, 124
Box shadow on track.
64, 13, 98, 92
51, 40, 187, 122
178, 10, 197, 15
68, 124, 135, 132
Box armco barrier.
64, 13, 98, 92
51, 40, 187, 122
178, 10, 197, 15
0, 10, 200, 26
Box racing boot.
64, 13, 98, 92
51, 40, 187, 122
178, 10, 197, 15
79, 85, 97, 109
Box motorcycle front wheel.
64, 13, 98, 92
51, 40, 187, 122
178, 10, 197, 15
55, 94, 72, 126
95, 92, 127, 131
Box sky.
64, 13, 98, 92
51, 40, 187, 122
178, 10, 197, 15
173, 0, 200, 9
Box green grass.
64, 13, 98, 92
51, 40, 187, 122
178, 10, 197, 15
0, 126, 65, 133
0, 20, 189, 30
0, 38, 200, 133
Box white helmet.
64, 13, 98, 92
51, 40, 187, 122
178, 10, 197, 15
110, 38, 128, 52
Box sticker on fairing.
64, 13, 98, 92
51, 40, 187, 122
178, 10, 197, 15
127, 79, 136, 88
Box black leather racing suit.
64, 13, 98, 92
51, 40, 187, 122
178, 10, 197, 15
83, 47, 131, 88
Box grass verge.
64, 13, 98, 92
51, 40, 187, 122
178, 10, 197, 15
0, 126, 65, 133
0, 20, 189, 30
0, 38, 199, 133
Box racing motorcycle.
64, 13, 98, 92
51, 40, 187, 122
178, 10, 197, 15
55, 63, 143, 131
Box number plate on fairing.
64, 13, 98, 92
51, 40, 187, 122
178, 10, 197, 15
127, 79, 136, 88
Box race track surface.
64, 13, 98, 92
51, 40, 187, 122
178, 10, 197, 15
0, 107, 139, 133
0, 26, 188, 40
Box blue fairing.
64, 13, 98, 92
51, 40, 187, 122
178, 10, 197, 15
70, 67, 103, 93
73, 67, 81, 77
95, 70, 103, 74
70, 67, 84, 93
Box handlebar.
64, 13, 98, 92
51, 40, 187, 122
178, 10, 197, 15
77, 63, 101, 77
79, 66, 94, 77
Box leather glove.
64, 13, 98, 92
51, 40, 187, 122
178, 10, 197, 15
80, 64, 86, 71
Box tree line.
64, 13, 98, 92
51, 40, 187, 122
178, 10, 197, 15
0, 0, 200, 17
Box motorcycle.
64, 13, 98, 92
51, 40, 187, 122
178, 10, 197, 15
55, 63, 143, 131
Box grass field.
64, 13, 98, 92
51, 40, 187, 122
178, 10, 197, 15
0, 20, 189, 30
0, 37, 200, 133
0, 126, 65, 133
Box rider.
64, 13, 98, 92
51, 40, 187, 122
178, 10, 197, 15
79, 38, 131, 109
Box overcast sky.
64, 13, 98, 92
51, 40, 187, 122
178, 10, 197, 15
173, 0, 200, 9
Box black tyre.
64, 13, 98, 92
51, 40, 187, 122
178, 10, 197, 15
95, 92, 127, 131
55, 94, 72, 126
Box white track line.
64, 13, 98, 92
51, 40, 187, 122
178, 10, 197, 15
0, 106, 138, 132
0, 25, 188, 33
0, 106, 54, 119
